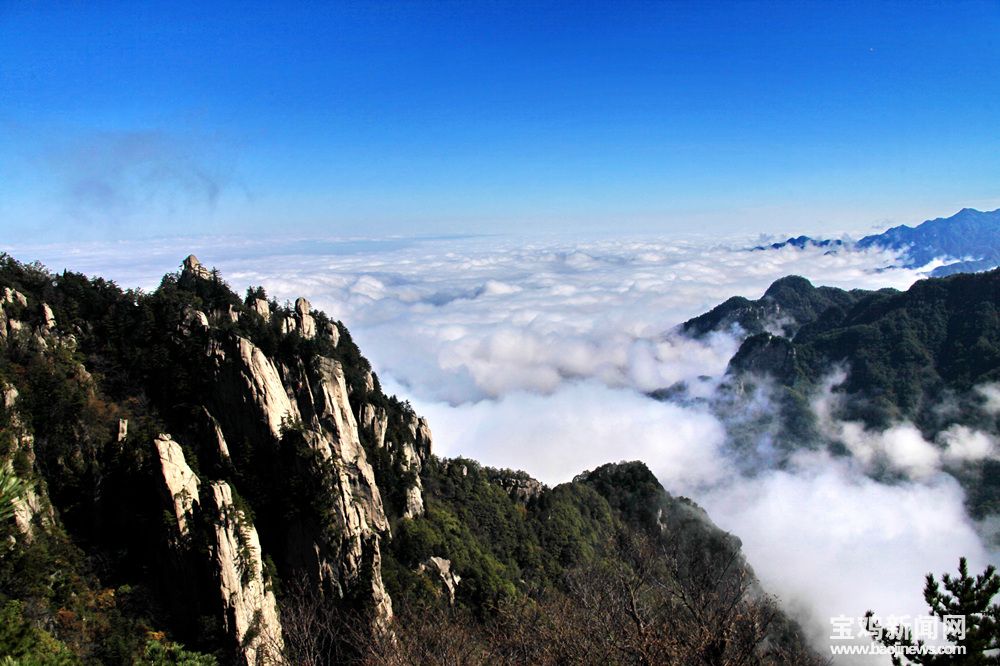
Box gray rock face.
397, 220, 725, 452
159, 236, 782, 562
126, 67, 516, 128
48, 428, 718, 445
295, 358, 393, 625
357, 402, 431, 519
403, 485, 424, 520
495, 475, 545, 504
403, 416, 432, 518
359, 403, 388, 450
214, 335, 302, 441
357, 403, 428, 518
151, 434, 284, 665
309, 357, 389, 534
417, 556, 461, 605
208, 331, 394, 628
154, 434, 201, 537
198, 407, 232, 463
207, 481, 284, 665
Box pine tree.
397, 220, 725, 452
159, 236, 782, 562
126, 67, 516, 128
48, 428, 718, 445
867, 557, 1000, 664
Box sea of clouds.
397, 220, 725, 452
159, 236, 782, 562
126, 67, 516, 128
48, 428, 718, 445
10, 232, 996, 661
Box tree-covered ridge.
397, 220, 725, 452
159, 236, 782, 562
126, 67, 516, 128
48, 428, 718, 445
681, 274, 883, 340
377, 457, 819, 664
678, 269, 1000, 519
725, 269, 1000, 430
680, 268, 1000, 432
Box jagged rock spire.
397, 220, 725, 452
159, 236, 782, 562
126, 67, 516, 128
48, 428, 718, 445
182, 254, 213, 280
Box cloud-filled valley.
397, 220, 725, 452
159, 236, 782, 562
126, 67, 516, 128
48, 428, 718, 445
10, 233, 996, 660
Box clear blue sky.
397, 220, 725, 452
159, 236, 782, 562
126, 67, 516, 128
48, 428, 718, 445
1, 1, 999, 241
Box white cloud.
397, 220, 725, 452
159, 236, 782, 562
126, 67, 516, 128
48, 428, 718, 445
977, 383, 1000, 416
407, 379, 730, 492
700, 452, 991, 655
813, 371, 999, 479
941, 425, 997, 463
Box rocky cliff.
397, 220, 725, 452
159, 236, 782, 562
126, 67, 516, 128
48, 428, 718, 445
0, 256, 434, 664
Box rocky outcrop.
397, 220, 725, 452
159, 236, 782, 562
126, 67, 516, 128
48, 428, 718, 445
151, 434, 284, 664
3, 287, 27, 307
40, 303, 56, 332
182, 254, 214, 280
401, 416, 432, 518
417, 556, 461, 605
1, 288, 29, 341
356, 403, 430, 518
206, 328, 394, 627
215, 304, 240, 324
272, 297, 319, 339
1, 256, 438, 651
197, 407, 232, 463
208, 481, 284, 666
251, 298, 271, 322
295, 297, 316, 339
182, 307, 210, 333
309, 358, 389, 535
154, 434, 201, 537
293, 357, 393, 625
2, 384, 53, 543
493, 474, 545, 504
212, 335, 301, 442
324, 322, 340, 347
359, 403, 388, 450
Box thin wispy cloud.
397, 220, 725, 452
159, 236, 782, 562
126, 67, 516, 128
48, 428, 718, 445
12, 128, 246, 235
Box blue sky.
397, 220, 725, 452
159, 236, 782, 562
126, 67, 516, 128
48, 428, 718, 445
1, 1, 999, 241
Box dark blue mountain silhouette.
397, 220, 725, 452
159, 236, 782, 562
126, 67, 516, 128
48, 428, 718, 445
754, 208, 1000, 276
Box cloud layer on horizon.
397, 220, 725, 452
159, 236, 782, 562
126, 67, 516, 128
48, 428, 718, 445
11, 233, 933, 402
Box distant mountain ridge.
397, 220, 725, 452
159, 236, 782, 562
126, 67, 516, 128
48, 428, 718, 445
755, 207, 1000, 276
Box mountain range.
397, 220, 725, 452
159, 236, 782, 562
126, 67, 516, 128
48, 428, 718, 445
755, 207, 1000, 276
